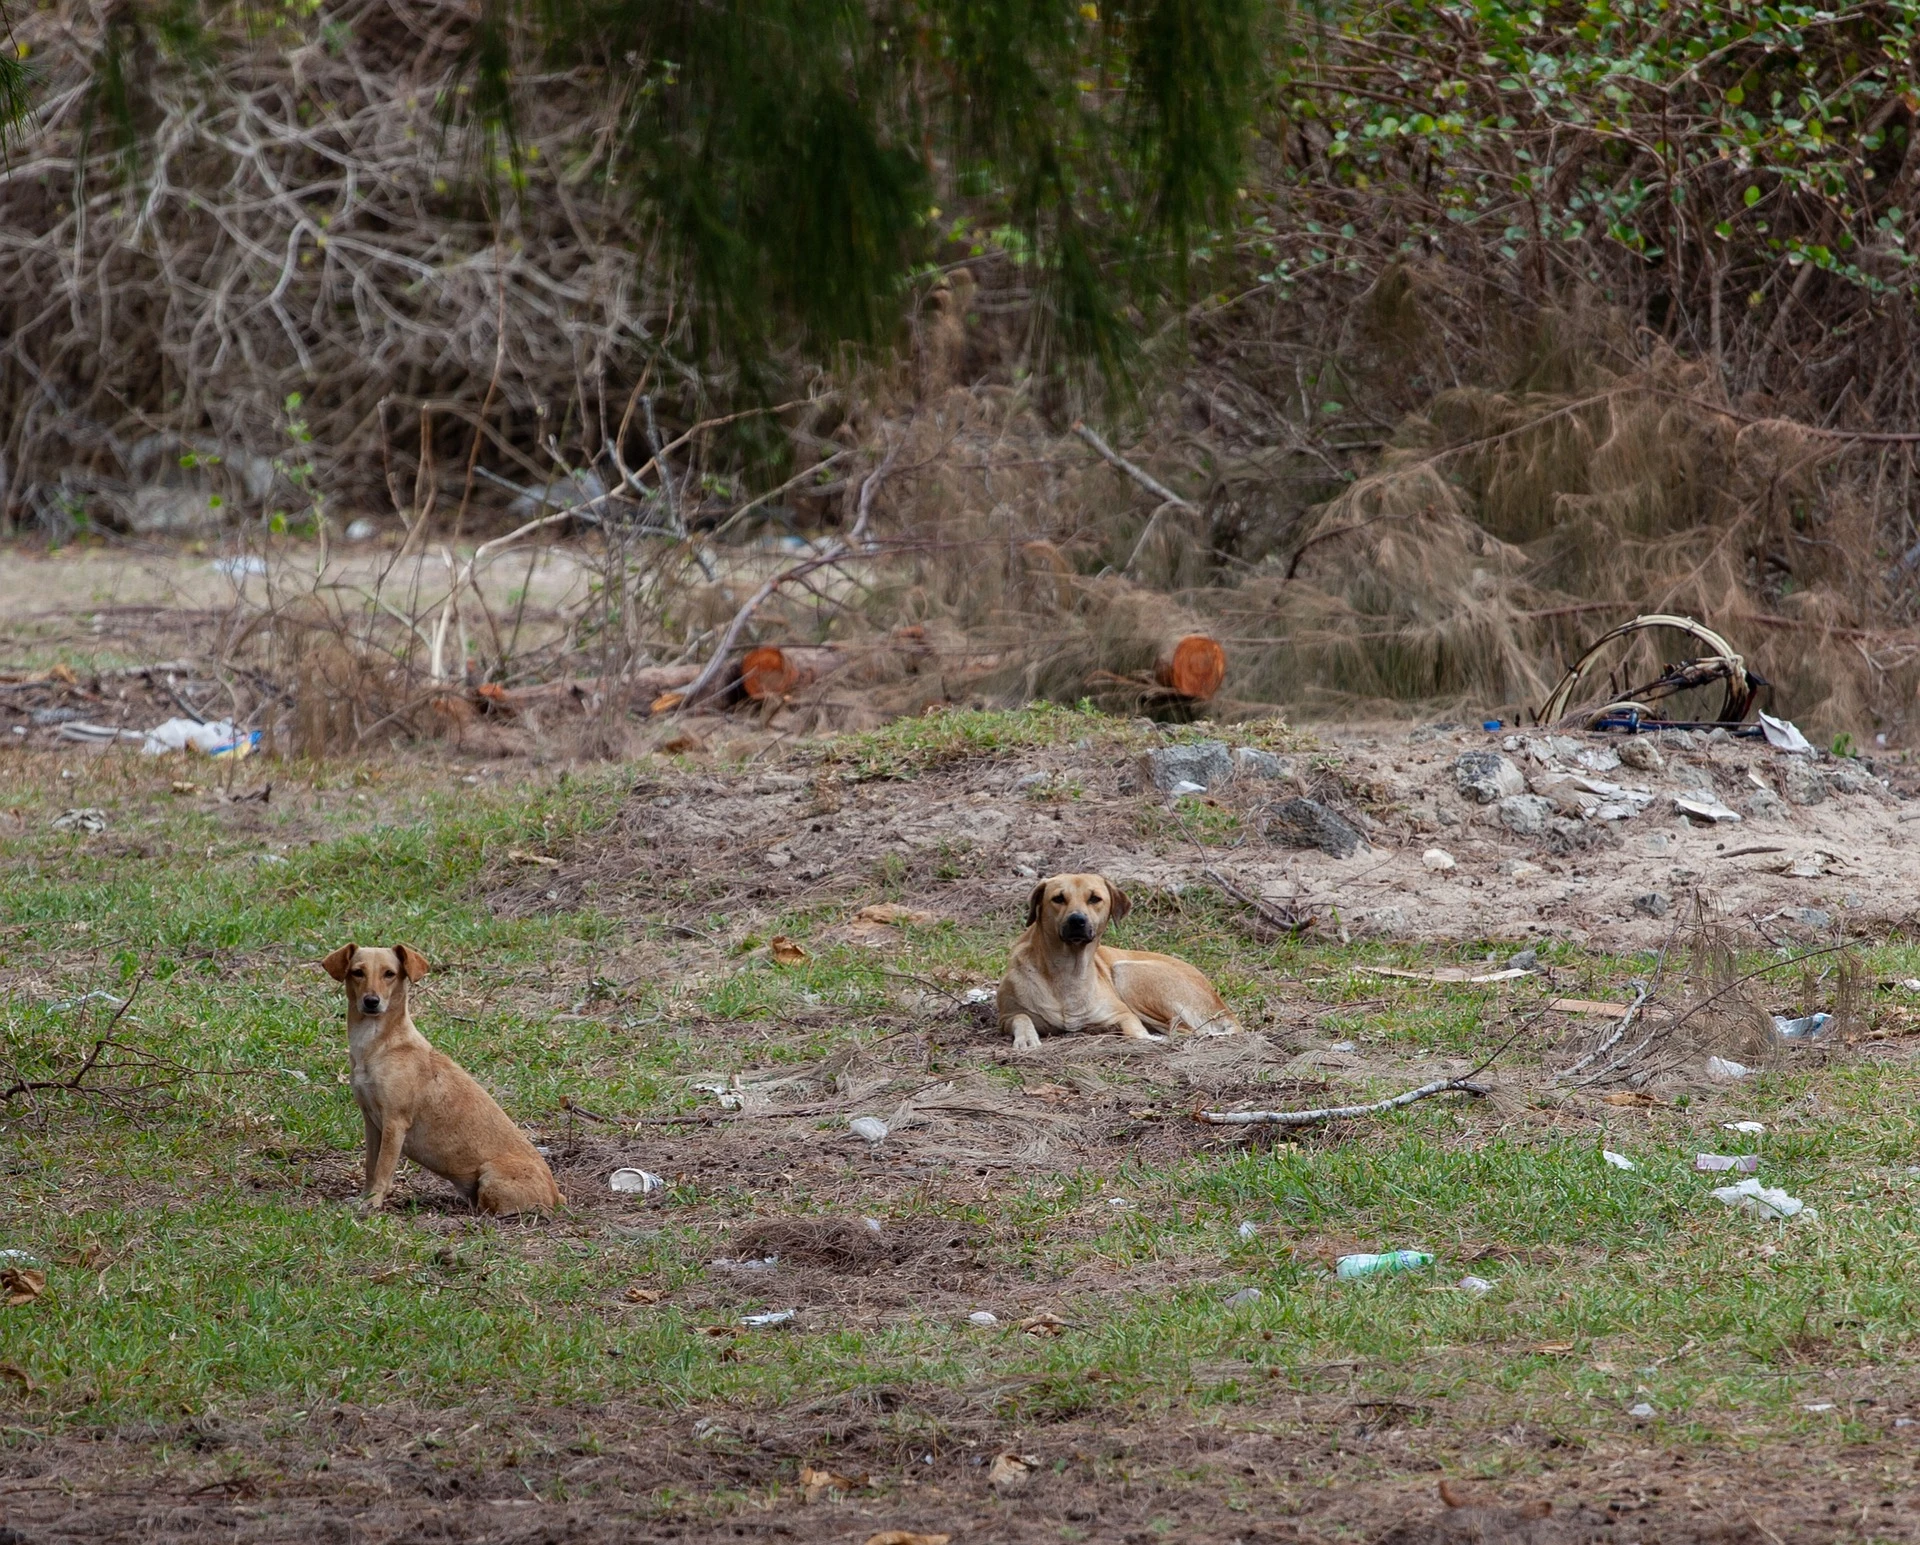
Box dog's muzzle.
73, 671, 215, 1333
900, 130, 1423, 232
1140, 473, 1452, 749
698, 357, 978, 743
1059, 911, 1096, 944
359, 995, 385, 1016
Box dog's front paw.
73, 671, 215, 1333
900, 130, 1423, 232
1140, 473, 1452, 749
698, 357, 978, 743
352, 1193, 387, 1216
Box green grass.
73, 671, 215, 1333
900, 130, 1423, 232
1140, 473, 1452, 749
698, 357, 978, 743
3, 723, 1919, 1495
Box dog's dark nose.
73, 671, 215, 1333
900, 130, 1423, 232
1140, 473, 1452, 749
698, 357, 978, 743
1060, 911, 1094, 943
360, 995, 383, 1015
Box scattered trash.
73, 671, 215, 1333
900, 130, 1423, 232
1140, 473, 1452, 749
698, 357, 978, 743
1170, 780, 1206, 796
140, 718, 260, 759
967, 1310, 999, 1327
49, 808, 107, 833
1237, 1221, 1259, 1241
1422, 848, 1456, 872
1627, 1402, 1656, 1420
739, 1309, 797, 1327
1225, 1287, 1263, 1306
1602, 1150, 1636, 1171
1355, 965, 1530, 984
609, 1168, 665, 1194
1538, 614, 1766, 731
1804, 1402, 1835, 1414
962, 985, 997, 1006
1675, 791, 1742, 824
849, 1116, 890, 1143
1551, 997, 1632, 1017
344, 517, 379, 542
1694, 1153, 1761, 1174
56, 722, 144, 746
1458, 1275, 1494, 1296
0, 1251, 40, 1266
693, 1080, 743, 1110
1335, 1250, 1433, 1279
768, 934, 809, 965
1773, 1012, 1833, 1041
1706, 1056, 1752, 1081
711, 1256, 778, 1273
1711, 1177, 1808, 1220
1760, 713, 1814, 755
1105, 1196, 1133, 1209
1724, 1121, 1766, 1134
211, 554, 269, 579
987, 1451, 1038, 1492
1482, 719, 1502, 732
862, 1216, 884, 1233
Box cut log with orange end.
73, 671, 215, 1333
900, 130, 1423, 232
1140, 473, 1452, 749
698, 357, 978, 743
740, 645, 845, 701
1153, 634, 1227, 701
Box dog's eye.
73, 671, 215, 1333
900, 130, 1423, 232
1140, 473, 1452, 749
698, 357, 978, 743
1051, 894, 1066, 905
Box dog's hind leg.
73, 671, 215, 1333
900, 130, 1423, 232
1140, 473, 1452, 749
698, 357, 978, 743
475, 1162, 559, 1218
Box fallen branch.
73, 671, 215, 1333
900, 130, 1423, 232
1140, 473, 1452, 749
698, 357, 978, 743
1195, 1076, 1489, 1127
1072, 422, 1195, 512
1202, 867, 1312, 936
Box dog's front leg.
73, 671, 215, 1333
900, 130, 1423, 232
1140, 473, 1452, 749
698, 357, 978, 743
358, 1116, 410, 1213
360, 1113, 381, 1191
1006, 1013, 1042, 1053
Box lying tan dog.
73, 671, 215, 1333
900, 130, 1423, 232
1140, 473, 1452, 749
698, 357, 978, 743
322, 943, 560, 1216
997, 873, 1241, 1052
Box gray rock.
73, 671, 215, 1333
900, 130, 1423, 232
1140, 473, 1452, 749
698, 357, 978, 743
124, 486, 228, 535
1746, 787, 1788, 819
1262, 797, 1364, 858
1455, 751, 1526, 804
1782, 758, 1827, 806
1618, 739, 1664, 773
1634, 891, 1673, 919
1139, 740, 1233, 795
1796, 908, 1833, 929
1828, 761, 1876, 795
1496, 793, 1554, 836
1506, 947, 1539, 971
1231, 746, 1290, 780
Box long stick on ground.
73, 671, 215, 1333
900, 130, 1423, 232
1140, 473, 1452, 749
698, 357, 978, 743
1195, 1076, 1490, 1127
1072, 422, 1195, 512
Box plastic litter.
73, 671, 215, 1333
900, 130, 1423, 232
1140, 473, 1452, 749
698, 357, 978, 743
1675, 790, 1742, 824
609, 1168, 664, 1194
1711, 1177, 1808, 1220
862, 1217, 884, 1233
1225, 1287, 1263, 1306
1695, 1153, 1760, 1174
1707, 1056, 1752, 1081
1804, 1402, 1835, 1413
1724, 1121, 1766, 1134
49, 808, 107, 833
1760, 713, 1815, 755
140, 718, 260, 759
1458, 1275, 1494, 1296
56, 722, 144, 746
1482, 720, 1502, 731
1628, 1402, 1656, 1420
1336, 1250, 1433, 1279
1237, 1221, 1258, 1241
739, 1309, 796, 1327
0, 1251, 41, 1266
962, 986, 997, 1005
1773, 1012, 1832, 1040
849, 1116, 890, 1143
211, 555, 269, 579
1602, 1150, 1636, 1171
968, 1310, 999, 1326
712, 1256, 777, 1273
1169, 780, 1206, 797
344, 517, 379, 542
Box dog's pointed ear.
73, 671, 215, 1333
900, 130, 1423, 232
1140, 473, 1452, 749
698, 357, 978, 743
1026, 882, 1047, 927
1106, 883, 1132, 922
394, 945, 431, 982
321, 944, 356, 981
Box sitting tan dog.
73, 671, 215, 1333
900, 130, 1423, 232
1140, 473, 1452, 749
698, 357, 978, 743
322, 943, 560, 1216
997, 873, 1241, 1052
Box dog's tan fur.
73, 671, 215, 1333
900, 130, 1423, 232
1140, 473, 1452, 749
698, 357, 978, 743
996, 873, 1241, 1052
322, 943, 560, 1216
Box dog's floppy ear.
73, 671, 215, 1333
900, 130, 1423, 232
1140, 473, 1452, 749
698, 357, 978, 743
1105, 883, 1132, 922
321, 944, 356, 981
393, 945, 431, 982
1026, 882, 1047, 927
